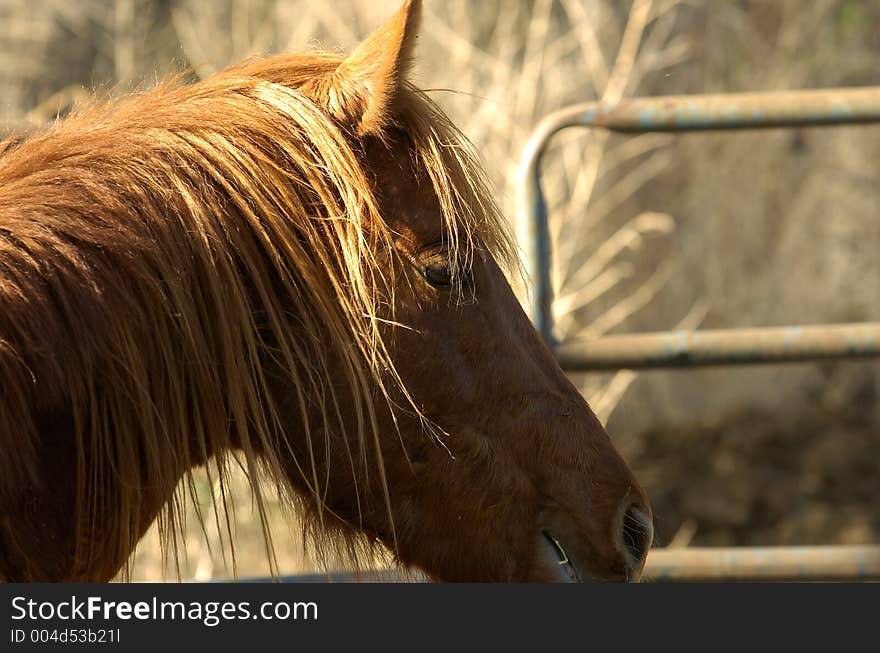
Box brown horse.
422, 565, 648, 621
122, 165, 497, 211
0, 0, 651, 583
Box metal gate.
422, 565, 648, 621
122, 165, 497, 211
516, 86, 880, 581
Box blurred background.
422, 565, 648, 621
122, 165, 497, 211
2, 0, 878, 580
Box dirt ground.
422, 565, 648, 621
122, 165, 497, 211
631, 401, 880, 549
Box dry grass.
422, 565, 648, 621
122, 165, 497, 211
126, 466, 395, 581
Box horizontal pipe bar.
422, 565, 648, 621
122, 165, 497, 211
645, 546, 880, 582
554, 322, 880, 370
231, 545, 880, 583
575, 86, 880, 133
516, 86, 880, 340
233, 569, 426, 584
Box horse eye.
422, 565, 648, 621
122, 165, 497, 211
422, 261, 453, 289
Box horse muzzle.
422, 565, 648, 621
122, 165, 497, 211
537, 501, 653, 583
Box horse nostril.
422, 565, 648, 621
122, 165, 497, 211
620, 503, 653, 571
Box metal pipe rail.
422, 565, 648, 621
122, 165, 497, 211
516, 86, 880, 361
513, 86, 880, 583
556, 322, 880, 370
645, 546, 880, 582
233, 545, 880, 583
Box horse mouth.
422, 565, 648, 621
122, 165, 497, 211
541, 531, 580, 583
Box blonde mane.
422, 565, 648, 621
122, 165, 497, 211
0, 50, 513, 578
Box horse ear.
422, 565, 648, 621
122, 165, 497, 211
307, 0, 421, 135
